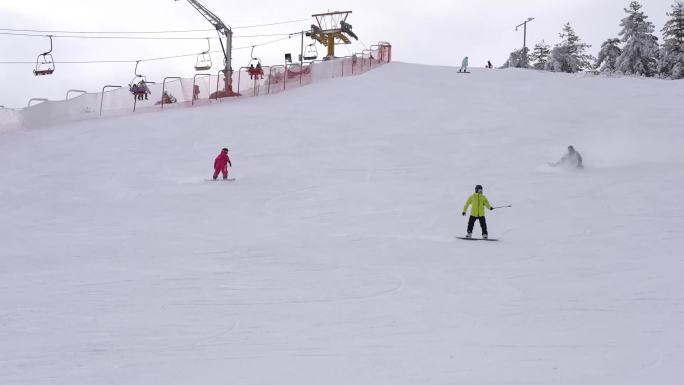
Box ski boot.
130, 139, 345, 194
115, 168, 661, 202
483, 234, 488, 240
465, 233, 472, 239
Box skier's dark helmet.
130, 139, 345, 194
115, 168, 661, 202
475, 185, 483, 192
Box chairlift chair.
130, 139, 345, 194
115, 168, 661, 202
129, 60, 151, 100
34, 35, 55, 76
303, 43, 318, 61
247, 46, 264, 78
248, 46, 262, 68
130, 60, 147, 86
194, 38, 212, 71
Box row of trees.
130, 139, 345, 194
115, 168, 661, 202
503, 1, 684, 79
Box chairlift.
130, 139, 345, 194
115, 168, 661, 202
129, 60, 150, 100
130, 60, 146, 86
247, 46, 264, 79
194, 38, 212, 71
303, 43, 318, 61
248, 46, 261, 68
34, 35, 55, 76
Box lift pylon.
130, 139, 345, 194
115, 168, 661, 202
308, 11, 358, 60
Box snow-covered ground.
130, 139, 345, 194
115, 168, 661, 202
1, 63, 683, 385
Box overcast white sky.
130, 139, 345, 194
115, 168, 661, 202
0, 0, 675, 108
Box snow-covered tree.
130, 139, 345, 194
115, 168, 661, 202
595, 38, 623, 72
615, 1, 660, 77
501, 48, 529, 68
530, 41, 551, 70
545, 23, 594, 73
659, 1, 684, 78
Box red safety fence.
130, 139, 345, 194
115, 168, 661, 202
1, 43, 391, 130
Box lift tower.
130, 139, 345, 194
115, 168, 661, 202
175, 0, 237, 96
308, 11, 358, 60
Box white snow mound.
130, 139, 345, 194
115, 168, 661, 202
1, 63, 683, 385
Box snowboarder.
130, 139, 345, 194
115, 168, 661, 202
459, 56, 469, 73
462, 185, 494, 239
213, 148, 232, 180
552, 145, 583, 168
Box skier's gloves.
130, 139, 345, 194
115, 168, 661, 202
490, 207, 494, 210
462, 212, 466, 216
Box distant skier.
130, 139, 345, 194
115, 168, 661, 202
459, 56, 469, 73
213, 148, 232, 180
462, 185, 494, 239
487, 60, 493, 69
551, 145, 584, 168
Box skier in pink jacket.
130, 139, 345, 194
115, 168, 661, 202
213, 148, 232, 180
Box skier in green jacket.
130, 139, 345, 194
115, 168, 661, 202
462, 184, 494, 239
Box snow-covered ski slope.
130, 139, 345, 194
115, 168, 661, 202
1, 63, 683, 385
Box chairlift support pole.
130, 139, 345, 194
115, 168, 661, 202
175, 0, 235, 94
515, 17, 535, 67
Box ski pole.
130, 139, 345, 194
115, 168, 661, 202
492, 205, 512, 209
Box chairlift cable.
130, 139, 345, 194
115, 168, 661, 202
0, 28, 215, 34
0, 32, 216, 40
0, 31, 297, 40
0, 18, 309, 35
0, 36, 292, 65
232, 18, 309, 29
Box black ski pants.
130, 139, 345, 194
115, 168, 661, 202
467, 216, 488, 235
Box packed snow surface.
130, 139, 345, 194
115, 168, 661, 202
1, 63, 683, 384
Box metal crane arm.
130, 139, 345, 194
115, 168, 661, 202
175, 0, 230, 34
175, 0, 236, 95
175, 0, 233, 76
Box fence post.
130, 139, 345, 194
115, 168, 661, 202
28, 98, 48, 107
237, 68, 244, 96
132, 81, 155, 112
65, 89, 87, 100
369, 45, 380, 69
161, 77, 181, 109
192, 74, 211, 106
99, 85, 122, 116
